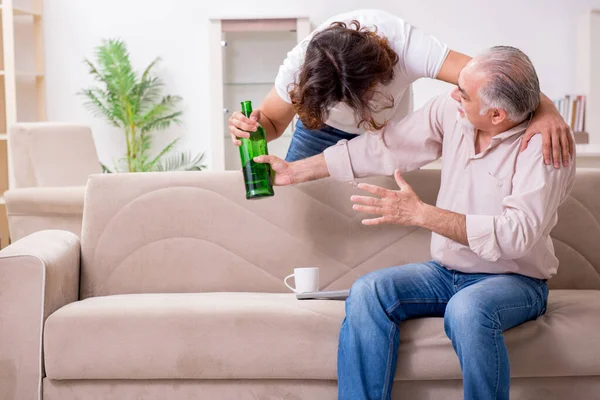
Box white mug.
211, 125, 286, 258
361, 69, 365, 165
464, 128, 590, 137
284, 267, 320, 293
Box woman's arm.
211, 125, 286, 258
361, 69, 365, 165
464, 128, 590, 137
228, 87, 296, 144
435, 50, 472, 85
523, 94, 573, 168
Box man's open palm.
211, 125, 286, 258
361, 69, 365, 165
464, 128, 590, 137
351, 170, 425, 226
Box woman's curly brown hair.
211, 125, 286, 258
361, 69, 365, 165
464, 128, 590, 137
288, 20, 399, 131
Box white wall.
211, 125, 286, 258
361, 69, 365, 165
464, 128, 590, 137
44, 0, 600, 168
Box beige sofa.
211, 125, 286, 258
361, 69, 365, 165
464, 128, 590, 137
1, 169, 599, 400
3, 123, 100, 242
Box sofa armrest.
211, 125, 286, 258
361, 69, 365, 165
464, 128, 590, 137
0, 230, 80, 400
3, 186, 86, 215
4, 187, 86, 242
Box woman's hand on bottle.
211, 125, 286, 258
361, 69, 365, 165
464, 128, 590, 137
253, 155, 294, 186
229, 110, 261, 146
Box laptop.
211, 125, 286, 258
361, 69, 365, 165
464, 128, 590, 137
296, 289, 350, 300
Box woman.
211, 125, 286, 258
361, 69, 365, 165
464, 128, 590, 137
228, 9, 572, 167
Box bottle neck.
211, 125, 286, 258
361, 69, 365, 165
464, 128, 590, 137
241, 101, 253, 118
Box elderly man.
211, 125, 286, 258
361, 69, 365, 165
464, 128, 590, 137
255, 46, 575, 399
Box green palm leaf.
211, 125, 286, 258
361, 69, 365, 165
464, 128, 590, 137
143, 138, 180, 171
137, 96, 182, 132
154, 151, 206, 171
79, 88, 121, 127
80, 38, 196, 173
100, 163, 113, 173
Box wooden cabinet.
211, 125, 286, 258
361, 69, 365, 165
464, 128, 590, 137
208, 16, 310, 171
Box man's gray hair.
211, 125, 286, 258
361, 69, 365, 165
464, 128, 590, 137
474, 46, 540, 122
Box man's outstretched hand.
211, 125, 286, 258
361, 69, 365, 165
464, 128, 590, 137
351, 170, 426, 226
351, 169, 469, 245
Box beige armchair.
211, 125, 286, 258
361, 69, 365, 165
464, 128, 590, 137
3, 123, 101, 242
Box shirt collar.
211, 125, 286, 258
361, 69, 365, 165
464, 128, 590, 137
460, 118, 530, 163
461, 119, 530, 143
491, 119, 529, 142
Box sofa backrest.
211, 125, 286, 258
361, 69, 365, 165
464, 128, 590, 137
8, 123, 101, 188
79, 169, 600, 299
547, 168, 600, 289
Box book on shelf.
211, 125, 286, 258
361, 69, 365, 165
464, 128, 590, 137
553, 95, 586, 133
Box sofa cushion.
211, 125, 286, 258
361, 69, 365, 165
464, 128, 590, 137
44, 290, 600, 381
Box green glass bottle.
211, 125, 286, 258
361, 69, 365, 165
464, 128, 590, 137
239, 100, 274, 199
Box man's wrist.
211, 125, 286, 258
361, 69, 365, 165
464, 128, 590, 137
290, 153, 330, 184
413, 202, 433, 228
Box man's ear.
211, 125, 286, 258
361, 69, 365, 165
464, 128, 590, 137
491, 108, 508, 125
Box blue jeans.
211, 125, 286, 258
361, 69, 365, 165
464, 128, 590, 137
285, 120, 359, 162
338, 261, 548, 400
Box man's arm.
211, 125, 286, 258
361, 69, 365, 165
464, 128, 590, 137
253, 153, 329, 186
415, 137, 575, 260
289, 153, 330, 183
255, 95, 450, 186
418, 205, 468, 246
465, 135, 575, 261
351, 170, 469, 244
323, 94, 449, 183
353, 141, 575, 261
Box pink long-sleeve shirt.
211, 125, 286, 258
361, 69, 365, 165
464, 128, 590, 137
324, 93, 576, 279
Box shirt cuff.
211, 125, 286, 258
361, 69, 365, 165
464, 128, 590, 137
466, 214, 501, 262
323, 140, 356, 184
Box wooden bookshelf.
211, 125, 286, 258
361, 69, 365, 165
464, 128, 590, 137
0, 0, 46, 249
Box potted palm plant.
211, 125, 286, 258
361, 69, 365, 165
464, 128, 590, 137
80, 39, 204, 172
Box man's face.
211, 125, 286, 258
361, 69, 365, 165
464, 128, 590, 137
450, 63, 494, 131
